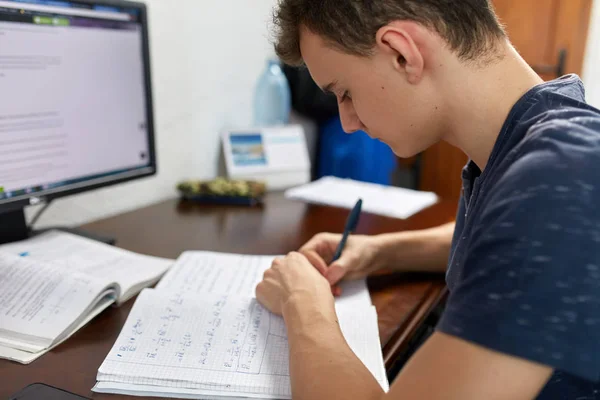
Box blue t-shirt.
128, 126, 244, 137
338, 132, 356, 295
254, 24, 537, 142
437, 74, 600, 399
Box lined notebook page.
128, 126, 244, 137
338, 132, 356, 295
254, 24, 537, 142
156, 252, 272, 297
0, 230, 172, 302
97, 289, 387, 399
157, 251, 372, 310
285, 176, 438, 219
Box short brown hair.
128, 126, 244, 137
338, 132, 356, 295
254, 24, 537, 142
273, 0, 506, 66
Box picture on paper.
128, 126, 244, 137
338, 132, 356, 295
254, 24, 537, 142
230, 134, 268, 166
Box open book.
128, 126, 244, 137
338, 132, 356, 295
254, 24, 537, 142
0, 230, 173, 364
93, 252, 389, 399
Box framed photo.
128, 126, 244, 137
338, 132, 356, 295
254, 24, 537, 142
222, 125, 311, 189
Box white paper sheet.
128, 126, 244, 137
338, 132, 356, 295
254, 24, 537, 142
96, 289, 388, 399
156, 252, 273, 298
93, 381, 283, 399
285, 176, 439, 220
156, 251, 372, 310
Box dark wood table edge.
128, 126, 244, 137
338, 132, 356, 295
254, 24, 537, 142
383, 282, 448, 370
0, 195, 459, 399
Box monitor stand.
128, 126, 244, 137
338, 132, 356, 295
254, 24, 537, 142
0, 208, 115, 246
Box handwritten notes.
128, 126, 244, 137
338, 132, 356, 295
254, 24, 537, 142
98, 289, 290, 397
105, 291, 283, 373
157, 251, 372, 310
156, 252, 272, 297
97, 289, 387, 398
95, 251, 384, 398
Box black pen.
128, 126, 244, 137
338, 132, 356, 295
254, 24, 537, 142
332, 198, 363, 262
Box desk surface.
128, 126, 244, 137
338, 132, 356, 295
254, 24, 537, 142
0, 193, 457, 399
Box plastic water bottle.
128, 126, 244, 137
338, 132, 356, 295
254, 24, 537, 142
253, 59, 291, 126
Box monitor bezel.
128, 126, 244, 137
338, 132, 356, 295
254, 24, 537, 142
0, 0, 157, 214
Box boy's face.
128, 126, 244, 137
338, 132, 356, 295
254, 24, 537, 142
300, 28, 443, 158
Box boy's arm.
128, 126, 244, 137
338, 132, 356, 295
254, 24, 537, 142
284, 293, 552, 400
376, 222, 455, 273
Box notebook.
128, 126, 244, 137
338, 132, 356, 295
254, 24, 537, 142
0, 230, 173, 364
155, 251, 373, 310
285, 176, 439, 219
93, 251, 388, 399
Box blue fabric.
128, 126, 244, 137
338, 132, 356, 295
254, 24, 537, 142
437, 75, 600, 399
317, 117, 397, 185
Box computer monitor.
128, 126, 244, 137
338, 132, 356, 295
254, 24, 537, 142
0, 0, 156, 244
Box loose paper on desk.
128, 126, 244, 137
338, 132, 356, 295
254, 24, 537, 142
285, 176, 439, 219
156, 251, 372, 310
94, 289, 388, 399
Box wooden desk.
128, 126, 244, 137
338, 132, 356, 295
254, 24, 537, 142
0, 193, 457, 399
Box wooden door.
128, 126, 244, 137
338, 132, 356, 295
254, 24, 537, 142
416, 0, 594, 199
494, 0, 593, 80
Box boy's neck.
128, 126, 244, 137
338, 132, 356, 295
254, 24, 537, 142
440, 42, 544, 171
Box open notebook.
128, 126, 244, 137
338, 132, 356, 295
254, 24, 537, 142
0, 230, 173, 364
94, 252, 389, 399
155, 251, 372, 309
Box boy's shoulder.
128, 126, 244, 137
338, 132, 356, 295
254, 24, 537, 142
466, 96, 600, 259
492, 100, 600, 203
440, 77, 600, 385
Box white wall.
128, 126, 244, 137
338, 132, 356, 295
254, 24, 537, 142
30, 0, 278, 228
583, 0, 600, 108
30, 0, 600, 228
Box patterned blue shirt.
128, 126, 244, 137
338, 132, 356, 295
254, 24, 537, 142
437, 75, 600, 399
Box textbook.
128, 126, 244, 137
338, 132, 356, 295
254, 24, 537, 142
0, 230, 173, 364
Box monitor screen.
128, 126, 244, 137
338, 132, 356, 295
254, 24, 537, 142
0, 0, 155, 211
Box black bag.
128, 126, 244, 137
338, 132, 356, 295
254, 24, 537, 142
283, 65, 339, 124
